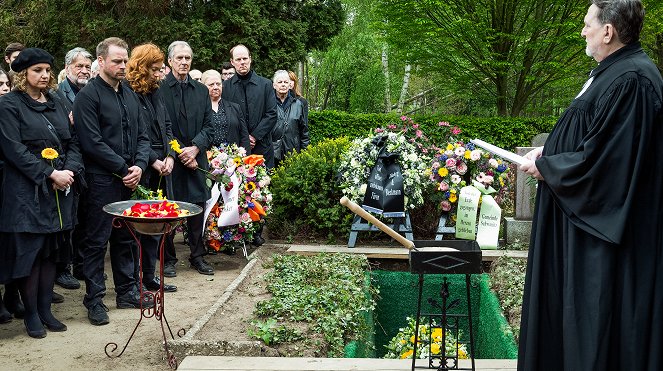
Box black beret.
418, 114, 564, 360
10, 48, 54, 73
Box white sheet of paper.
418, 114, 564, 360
470, 139, 528, 165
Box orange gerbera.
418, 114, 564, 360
243, 154, 264, 166
41, 148, 59, 160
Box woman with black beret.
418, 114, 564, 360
0, 48, 83, 338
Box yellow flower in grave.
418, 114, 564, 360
431, 342, 441, 355
431, 328, 443, 341
459, 348, 468, 359
400, 349, 414, 359
169, 139, 183, 154
41, 147, 59, 160
400, 339, 407, 345
245, 181, 257, 192
446, 143, 454, 151
464, 150, 471, 159
438, 168, 448, 177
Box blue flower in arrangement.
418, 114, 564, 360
466, 143, 476, 150
222, 230, 233, 242
497, 164, 508, 172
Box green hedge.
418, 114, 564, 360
309, 110, 557, 150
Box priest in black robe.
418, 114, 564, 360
518, 1, 663, 370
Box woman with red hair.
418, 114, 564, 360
126, 43, 177, 293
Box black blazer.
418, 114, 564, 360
73, 76, 150, 176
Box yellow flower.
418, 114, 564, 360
233, 157, 242, 166
464, 150, 471, 159
400, 349, 414, 359
431, 343, 441, 355
459, 348, 468, 359
41, 148, 59, 160
410, 335, 416, 343
400, 339, 407, 345
156, 189, 164, 200
437, 168, 448, 177
449, 194, 457, 203
431, 328, 442, 340
446, 143, 454, 151
169, 139, 183, 154
245, 181, 256, 192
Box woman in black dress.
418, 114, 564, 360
201, 69, 250, 150
0, 48, 83, 338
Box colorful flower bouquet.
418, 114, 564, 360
337, 132, 429, 212
384, 316, 468, 360
428, 123, 510, 225
204, 144, 272, 253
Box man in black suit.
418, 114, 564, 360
158, 41, 215, 277
74, 37, 152, 326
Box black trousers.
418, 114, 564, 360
82, 174, 137, 308
164, 202, 206, 265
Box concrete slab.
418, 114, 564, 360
178, 356, 517, 370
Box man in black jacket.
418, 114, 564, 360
54, 46, 93, 291
158, 41, 215, 277
73, 37, 152, 326
222, 44, 276, 247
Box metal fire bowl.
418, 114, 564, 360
103, 200, 203, 236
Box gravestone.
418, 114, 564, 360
504, 133, 548, 244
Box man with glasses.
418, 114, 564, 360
220, 62, 235, 81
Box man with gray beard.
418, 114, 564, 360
54, 47, 93, 292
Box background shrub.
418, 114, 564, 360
309, 110, 556, 150
269, 137, 352, 242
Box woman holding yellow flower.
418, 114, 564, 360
0, 49, 83, 338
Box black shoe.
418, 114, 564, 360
163, 263, 177, 278
191, 258, 214, 275
4, 291, 25, 319
251, 235, 265, 247
116, 289, 155, 309
55, 271, 80, 290
41, 317, 67, 332
52, 291, 64, 304
144, 278, 177, 293
0, 308, 11, 324
24, 318, 46, 338
87, 302, 110, 326
72, 269, 85, 281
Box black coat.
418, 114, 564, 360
211, 99, 251, 151
222, 70, 277, 168
272, 92, 310, 162
158, 73, 214, 203
73, 77, 150, 177
0, 91, 83, 233
136, 90, 174, 198
518, 43, 663, 370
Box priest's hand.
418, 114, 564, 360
123, 166, 142, 190
520, 160, 544, 181
523, 146, 543, 161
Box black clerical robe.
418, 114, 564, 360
518, 43, 663, 370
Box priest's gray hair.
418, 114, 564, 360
272, 70, 290, 83
592, 0, 645, 45
168, 41, 193, 59
64, 47, 92, 67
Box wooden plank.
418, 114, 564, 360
178, 356, 517, 371
285, 245, 527, 262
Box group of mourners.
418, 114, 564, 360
0, 38, 309, 338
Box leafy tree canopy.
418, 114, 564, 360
0, 0, 344, 76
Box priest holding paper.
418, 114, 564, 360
518, 1, 663, 370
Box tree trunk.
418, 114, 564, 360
397, 64, 412, 113
496, 74, 509, 116
381, 44, 391, 113
322, 83, 333, 110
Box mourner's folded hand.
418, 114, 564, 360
152, 159, 165, 174
185, 158, 198, 170
49, 169, 75, 191
249, 135, 256, 148
520, 160, 544, 181
178, 146, 200, 166
162, 156, 174, 176
123, 166, 142, 189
